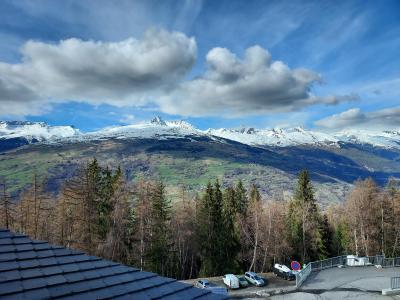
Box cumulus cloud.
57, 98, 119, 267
315, 107, 400, 130
0, 28, 196, 115
0, 32, 353, 117
158, 45, 353, 116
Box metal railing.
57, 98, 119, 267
295, 262, 311, 288
391, 277, 400, 289
295, 254, 400, 288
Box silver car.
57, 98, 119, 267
244, 271, 265, 286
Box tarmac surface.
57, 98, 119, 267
183, 266, 400, 299
268, 266, 400, 300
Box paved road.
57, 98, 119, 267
268, 266, 400, 300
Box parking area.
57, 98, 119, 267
182, 272, 296, 298
183, 266, 400, 299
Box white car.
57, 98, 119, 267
244, 271, 265, 286
196, 279, 210, 289
223, 274, 239, 289
273, 264, 296, 280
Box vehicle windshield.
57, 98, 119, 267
254, 275, 262, 280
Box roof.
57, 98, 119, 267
0, 229, 228, 300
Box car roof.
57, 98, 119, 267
246, 271, 257, 275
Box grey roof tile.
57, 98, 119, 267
0, 252, 17, 261
0, 238, 12, 245
18, 258, 40, 269
0, 280, 24, 295
59, 263, 80, 273
16, 250, 36, 260
0, 229, 227, 300
0, 244, 14, 252
0, 261, 18, 271
48, 283, 74, 298
21, 277, 47, 290
45, 274, 68, 286
22, 287, 52, 299
41, 265, 62, 276
20, 268, 43, 279
0, 269, 21, 282
37, 257, 58, 267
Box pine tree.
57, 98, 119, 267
97, 166, 114, 240
222, 186, 240, 273
196, 180, 227, 276
148, 181, 171, 275
319, 214, 333, 259
196, 181, 213, 276
234, 180, 247, 216
287, 170, 321, 262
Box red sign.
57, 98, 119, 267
291, 261, 301, 271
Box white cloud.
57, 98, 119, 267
0, 32, 354, 118
0, 28, 196, 115
159, 45, 353, 116
315, 107, 400, 130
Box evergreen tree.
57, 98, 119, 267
97, 166, 114, 240
332, 221, 350, 255
234, 180, 247, 216
319, 214, 333, 259
148, 181, 171, 275
196, 182, 213, 276
196, 180, 227, 276
222, 187, 240, 273
287, 170, 322, 262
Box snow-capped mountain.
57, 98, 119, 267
1, 118, 400, 150
82, 117, 200, 141
335, 130, 400, 149
206, 127, 339, 147
0, 121, 80, 142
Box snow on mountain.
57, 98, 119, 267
0, 121, 80, 142
206, 127, 339, 147
82, 117, 200, 141
335, 129, 400, 149
1, 118, 400, 150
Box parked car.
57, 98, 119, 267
346, 255, 370, 266
273, 264, 296, 280
236, 275, 249, 288
223, 274, 240, 289
244, 271, 265, 286
196, 279, 210, 289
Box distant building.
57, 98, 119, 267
0, 229, 227, 299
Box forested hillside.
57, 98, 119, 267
1, 159, 399, 279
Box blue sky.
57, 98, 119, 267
0, 0, 399, 131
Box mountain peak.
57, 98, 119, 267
150, 116, 167, 126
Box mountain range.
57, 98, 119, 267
1, 117, 400, 205
2, 117, 400, 149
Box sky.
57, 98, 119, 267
0, 0, 399, 132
